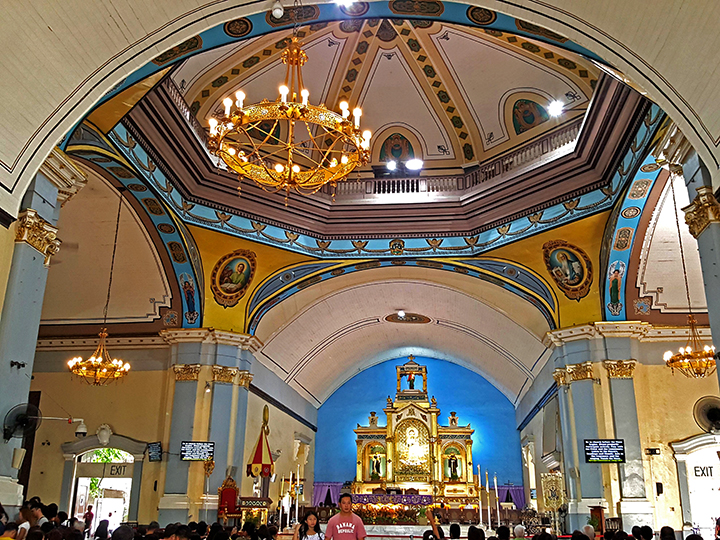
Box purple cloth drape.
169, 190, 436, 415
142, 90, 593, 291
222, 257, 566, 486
496, 486, 526, 509
312, 482, 343, 507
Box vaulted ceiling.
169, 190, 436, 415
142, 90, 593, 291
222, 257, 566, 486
172, 18, 598, 169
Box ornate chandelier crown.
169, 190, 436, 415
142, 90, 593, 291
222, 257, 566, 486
207, 36, 371, 200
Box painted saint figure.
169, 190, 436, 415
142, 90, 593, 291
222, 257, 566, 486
609, 269, 622, 304
406, 372, 415, 390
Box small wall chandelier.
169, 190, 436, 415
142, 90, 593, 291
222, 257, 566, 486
663, 173, 716, 378
68, 189, 130, 385
207, 35, 371, 200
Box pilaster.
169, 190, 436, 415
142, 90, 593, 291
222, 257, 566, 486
158, 329, 261, 523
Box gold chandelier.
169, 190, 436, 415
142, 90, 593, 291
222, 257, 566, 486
664, 315, 716, 378
68, 190, 130, 385
207, 36, 371, 199
662, 172, 716, 378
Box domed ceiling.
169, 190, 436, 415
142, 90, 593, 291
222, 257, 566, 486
171, 18, 598, 169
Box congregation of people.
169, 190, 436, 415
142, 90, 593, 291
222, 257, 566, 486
0, 496, 702, 540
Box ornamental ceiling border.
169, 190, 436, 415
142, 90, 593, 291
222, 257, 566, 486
64, 126, 204, 329
602, 155, 664, 321
245, 257, 559, 335
107, 102, 661, 260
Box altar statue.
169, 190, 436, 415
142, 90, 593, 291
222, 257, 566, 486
448, 454, 459, 477
372, 454, 382, 475
407, 371, 415, 390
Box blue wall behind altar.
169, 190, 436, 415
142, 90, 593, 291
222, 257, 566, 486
314, 357, 522, 486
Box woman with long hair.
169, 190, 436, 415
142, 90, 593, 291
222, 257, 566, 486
294, 511, 324, 540
17, 507, 33, 540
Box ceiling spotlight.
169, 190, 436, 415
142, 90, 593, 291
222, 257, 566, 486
548, 100, 564, 117
398, 310, 406, 319
335, 0, 355, 6
405, 159, 423, 170
271, 0, 284, 19
205, 382, 211, 394
387, 160, 397, 171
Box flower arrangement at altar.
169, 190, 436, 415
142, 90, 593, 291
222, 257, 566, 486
352, 504, 420, 524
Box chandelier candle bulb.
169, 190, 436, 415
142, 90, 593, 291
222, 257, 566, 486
223, 97, 233, 117
208, 118, 218, 135
340, 101, 349, 119
301, 89, 309, 106
353, 107, 362, 128
235, 90, 245, 109
279, 85, 289, 103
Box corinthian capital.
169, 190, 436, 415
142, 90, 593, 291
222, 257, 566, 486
15, 209, 61, 266
683, 186, 720, 238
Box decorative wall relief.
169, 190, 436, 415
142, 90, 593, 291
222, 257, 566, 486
542, 240, 593, 301
179, 272, 199, 324
211, 249, 257, 307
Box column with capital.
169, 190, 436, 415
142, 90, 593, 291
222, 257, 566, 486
547, 332, 606, 532
602, 359, 653, 529
0, 149, 85, 509
157, 329, 259, 524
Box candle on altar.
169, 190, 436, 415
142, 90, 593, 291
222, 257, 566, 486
485, 470, 491, 529
295, 464, 300, 524
279, 475, 284, 530
494, 474, 500, 526
477, 465, 483, 528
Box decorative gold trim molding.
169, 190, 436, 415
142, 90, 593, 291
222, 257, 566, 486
603, 360, 637, 378
566, 361, 594, 382
236, 371, 253, 388
544, 321, 712, 347
173, 364, 201, 381
552, 368, 568, 386
15, 209, 61, 266
212, 365, 238, 384
683, 186, 720, 238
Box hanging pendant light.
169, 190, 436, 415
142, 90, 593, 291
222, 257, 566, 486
67, 188, 131, 385
663, 174, 716, 378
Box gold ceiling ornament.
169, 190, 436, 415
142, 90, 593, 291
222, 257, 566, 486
664, 175, 716, 378
683, 185, 720, 238
67, 190, 130, 386
207, 36, 371, 202
15, 209, 61, 267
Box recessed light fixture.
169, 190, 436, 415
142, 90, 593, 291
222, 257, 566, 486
387, 160, 397, 171
405, 159, 423, 170
397, 310, 406, 318
335, 0, 355, 5
548, 100, 564, 117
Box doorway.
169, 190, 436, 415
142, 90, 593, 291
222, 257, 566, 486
73, 449, 134, 532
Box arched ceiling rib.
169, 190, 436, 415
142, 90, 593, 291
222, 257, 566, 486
253, 268, 552, 406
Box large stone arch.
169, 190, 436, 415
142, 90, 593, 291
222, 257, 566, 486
2, 0, 720, 221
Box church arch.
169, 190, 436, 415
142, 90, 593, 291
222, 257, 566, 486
3, 0, 718, 221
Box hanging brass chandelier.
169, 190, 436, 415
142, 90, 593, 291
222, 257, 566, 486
68, 190, 130, 385
207, 36, 371, 199
663, 173, 716, 378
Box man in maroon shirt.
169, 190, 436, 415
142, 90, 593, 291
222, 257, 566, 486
82, 506, 94, 538
326, 494, 366, 540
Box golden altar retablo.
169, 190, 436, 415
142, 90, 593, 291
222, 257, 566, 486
353, 358, 478, 503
